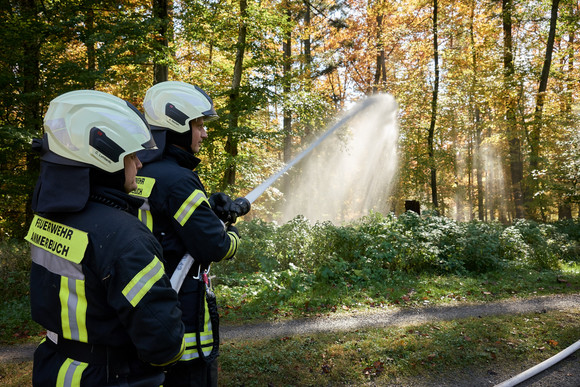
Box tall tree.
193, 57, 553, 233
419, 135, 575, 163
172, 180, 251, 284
222, 0, 248, 189
152, 0, 171, 84
428, 0, 440, 209
529, 0, 560, 219
502, 0, 525, 219
372, 0, 388, 94
282, 3, 293, 163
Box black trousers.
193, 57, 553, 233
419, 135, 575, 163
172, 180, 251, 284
164, 358, 218, 387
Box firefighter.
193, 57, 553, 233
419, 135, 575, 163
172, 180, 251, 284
26, 90, 185, 386
133, 81, 243, 387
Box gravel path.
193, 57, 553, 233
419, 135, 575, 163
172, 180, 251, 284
2, 294, 579, 386
220, 294, 580, 341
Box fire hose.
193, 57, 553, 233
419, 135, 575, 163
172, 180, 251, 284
169, 94, 385, 292
494, 338, 580, 387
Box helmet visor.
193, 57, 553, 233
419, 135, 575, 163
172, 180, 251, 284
202, 107, 219, 122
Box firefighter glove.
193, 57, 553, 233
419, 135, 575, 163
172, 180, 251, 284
209, 192, 241, 224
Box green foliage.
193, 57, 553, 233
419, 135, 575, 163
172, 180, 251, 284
499, 219, 571, 269
223, 214, 580, 306
0, 240, 42, 344
0, 240, 30, 301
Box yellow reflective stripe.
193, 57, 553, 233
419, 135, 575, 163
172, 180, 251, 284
25, 215, 88, 264
130, 176, 156, 198
179, 296, 215, 362
60, 278, 71, 339
56, 357, 88, 386
200, 299, 213, 356
75, 280, 88, 342
122, 256, 165, 307
202, 297, 212, 336
180, 333, 200, 361
224, 231, 240, 260
60, 277, 88, 342
174, 190, 208, 226
138, 208, 153, 232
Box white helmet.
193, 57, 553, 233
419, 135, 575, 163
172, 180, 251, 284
43, 90, 156, 173
143, 81, 218, 133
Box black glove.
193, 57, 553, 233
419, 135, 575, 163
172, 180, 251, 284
208, 192, 241, 224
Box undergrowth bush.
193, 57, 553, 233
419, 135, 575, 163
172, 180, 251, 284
0, 239, 30, 302
500, 219, 567, 269
225, 213, 580, 289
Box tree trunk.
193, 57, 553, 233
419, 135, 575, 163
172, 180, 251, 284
502, 0, 525, 219
373, 14, 387, 94
283, 7, 292, 163
469, 1, 484, 221
153, 0, 170, 84
428, 0, 439, 209
529, 0, 559, 220
530, 0, 559, 172
475, 108, 484, 221
302, 1, 313, 138
19, 0, 42, 230
222, 0, 248, 190
86, 7, 96, 89
302, 1, 311, 75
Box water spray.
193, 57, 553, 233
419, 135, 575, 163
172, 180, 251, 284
170, 94, 391, 292
244, 95, 385, 205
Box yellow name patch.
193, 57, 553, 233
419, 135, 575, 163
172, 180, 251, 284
130, 176, 156, 198
25, 215, 88, 264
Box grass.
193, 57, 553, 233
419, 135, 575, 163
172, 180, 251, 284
2, 309, 578, 387
216, 309, 580, 386
0, 361, 34, 387
215, 262, 580, 326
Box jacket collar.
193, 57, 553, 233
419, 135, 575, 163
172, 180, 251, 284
165, 144, 201, 170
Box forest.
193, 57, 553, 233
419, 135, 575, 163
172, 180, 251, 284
1, 0, 579, 239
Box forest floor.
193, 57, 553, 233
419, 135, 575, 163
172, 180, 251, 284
2, 294, 579, 386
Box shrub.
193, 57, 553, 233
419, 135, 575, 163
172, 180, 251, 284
500, 219, 559, 269
0, 239, 30, 302
454, 221, 503, 273
226, 214, 576, 285
551, 219, 580, 262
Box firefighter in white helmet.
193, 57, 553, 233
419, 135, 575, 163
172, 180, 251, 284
133, 81, 245, 387
26, 90, 185, 386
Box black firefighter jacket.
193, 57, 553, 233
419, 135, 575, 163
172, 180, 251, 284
135, 145, 240, 361
27, 184, 185, 385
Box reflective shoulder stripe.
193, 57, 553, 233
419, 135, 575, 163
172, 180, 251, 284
25, 215, 88, 264
130, 176, 156, 199
122, 256, 165, 307
56, 358, 88, 386
174, 190, 209, 226
223, 231, 240, 260
138, 207, 154, 232
31, 245, 84, 280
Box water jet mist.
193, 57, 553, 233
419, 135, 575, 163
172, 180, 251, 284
277, 94, 399, 224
